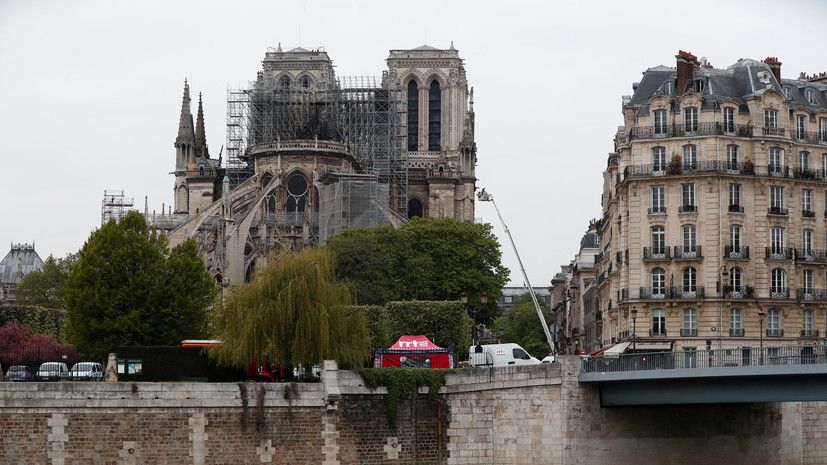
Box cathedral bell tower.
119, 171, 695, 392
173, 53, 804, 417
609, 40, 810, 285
173, 80, 213, 215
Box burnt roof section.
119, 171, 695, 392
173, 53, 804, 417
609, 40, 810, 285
0, 243, 45, 284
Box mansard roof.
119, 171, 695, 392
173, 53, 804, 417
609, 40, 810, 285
0, 243, 45, 284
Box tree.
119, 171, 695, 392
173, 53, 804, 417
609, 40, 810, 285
64, 211, 216, 357
492, 293, 553, 358
15, 253, 78, 308
385, 300, 472, 361
207, 248, 370, 371
325, 217, 509, 325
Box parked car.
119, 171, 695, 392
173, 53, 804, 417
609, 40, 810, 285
37, 362, 69, 381
68, 362, 103, 381
6, 365, 35, 382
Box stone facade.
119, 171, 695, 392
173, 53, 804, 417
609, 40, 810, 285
158, 44, 477, 286
592, 51, 827, 353
2, 358, 826, 464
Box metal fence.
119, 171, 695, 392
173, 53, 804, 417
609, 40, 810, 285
582, 345, 826, 373
0, 346, 79, 373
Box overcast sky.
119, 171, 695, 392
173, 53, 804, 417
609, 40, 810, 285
2, 0, 826, 289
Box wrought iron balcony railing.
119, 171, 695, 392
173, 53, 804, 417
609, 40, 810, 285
728, 204, 744, 213
681, 328, 698, 337
801, 329, 820, 338
629, 122, 754, 141
674, 245, 702, 259
639, 286, 705, 300
768, 206, 788, 215
795, 288, 827, 301
723, 285, 755, 299
794, 248, 827, 263
729, 328, 745, 337
679, 205, 697, 213
766, 247, 794, 260
643, 247, 671, 260
769, 288, 790, 300
767, 328, 785, 337
724, 245, 750, 259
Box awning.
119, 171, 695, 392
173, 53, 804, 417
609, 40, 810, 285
631, 341, 673, 351
602, 342, 630, 357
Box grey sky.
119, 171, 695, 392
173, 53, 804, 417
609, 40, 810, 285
2, 0, 826, 288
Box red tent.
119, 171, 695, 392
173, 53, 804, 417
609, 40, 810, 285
373, 335, 454, 368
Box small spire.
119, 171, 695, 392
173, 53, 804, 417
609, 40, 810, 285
176, 79, 195, 146
195, 92, 208, 158
450, 41, 455, 50
276, 42, 283, 53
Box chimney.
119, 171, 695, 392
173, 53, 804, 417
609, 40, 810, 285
763, 57, 782, 84
676, 50, 699, 95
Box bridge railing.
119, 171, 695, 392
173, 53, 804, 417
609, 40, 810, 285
581, 344, 827, 373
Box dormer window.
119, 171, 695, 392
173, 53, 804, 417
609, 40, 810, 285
663, 81, 673, 95
693, 79, 704, 93
806, 89, 817, 104
783, 87, 792, 99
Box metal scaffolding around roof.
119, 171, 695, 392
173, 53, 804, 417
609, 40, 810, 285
101, 190, 135, 225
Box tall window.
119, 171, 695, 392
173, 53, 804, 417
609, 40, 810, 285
770, 268, 787, 295
823, 153, 827, 178
764, 109, 779, 128
723, 107, 735, 134
801, 151, 811, 171
820, 118, 827, 143
651, 267, 666, 297
682, 224, 696, 254
803, 269, 814, 293
682, 308, 697, 336
797, 115, 807, 140
651, 186, 665, 213
770, 186, 784, 211
729, 184, 741, 210
730, 308, 743, 336
651, 226, 665, 255
807, 89, 817, 104
681, 183, 696, 211
770, 227, 786, 254
803, 190, 813, 215
654, 109, 667, 136
729, 267, 742, 292
767, 309, 782, 337
683, 145, 697, 169
279, 75, 291, 89
684, 107, 698, 133
730, 225, 742, 251
769, 147, 784, 174
407, 80, 419, 151
652, 309, 666, 336
652, 147, 666, 172
285, 173, 308, 220
727, 145, 739, 170
428, 80, 441, 151
803, 229, 814, 255
803, 310, 815, 336
682, 267, 697, 293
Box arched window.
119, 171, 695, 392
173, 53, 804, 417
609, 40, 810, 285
301, 76, 311, 89
770, 268, 787, 297
682, 267, 696, 293
286, 173, 308, 222
651, 267, 665, 297
407, 198, 423, 219
279, 75, 291, 90
428, 80, 441, 151
407, 80, 419, 151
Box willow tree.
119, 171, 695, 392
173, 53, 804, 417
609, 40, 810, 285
208, 248, 370, 371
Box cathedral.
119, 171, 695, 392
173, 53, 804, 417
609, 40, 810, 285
156, 44, 478, 286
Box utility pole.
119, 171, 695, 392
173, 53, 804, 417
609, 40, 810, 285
477, 188, 557, 357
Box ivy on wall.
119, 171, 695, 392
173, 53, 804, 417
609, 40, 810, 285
355, 367, 448, 428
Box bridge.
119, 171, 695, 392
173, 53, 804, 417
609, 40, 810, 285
579, 344, 827, 406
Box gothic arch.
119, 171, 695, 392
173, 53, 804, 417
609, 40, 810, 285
423, 70, 448, 88
407, 197, 424, 219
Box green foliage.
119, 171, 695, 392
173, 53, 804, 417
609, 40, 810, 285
325, 217, 509, 325
357, 305, 395, 353
15, 253, 78, 308
0, 305, 68, 342
356, 367, 447, 428
207, 248, 370, 370
493, 293, 553, 358
64, 211, 217, 357
385, 301, 472, 361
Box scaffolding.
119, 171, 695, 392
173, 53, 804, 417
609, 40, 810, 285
101, 190, 135, 225
318, 172, 391, 244
225, 75, 407, 216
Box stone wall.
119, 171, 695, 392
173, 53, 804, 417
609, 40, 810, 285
1, 356, 826, 464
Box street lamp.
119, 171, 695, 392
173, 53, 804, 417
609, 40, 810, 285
631, 307, 638, 352
461, 291, 486, 347
758, 309, 765, 366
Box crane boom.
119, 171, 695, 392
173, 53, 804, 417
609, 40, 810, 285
477, 189, 557, 357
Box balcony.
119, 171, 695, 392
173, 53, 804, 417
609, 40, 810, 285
768, 206, 788, 216
793, 168, 820, 180
724, 245, 750, 259
765, 247, 794, 260
767, 328, 784, 337
802, 209, 816, 218
649, 329, 667, 337
801, 329, 820, 338
648, 206, 666, 214
639, 286, 705, 300
729, 328, 745, 337
681, 328, 698, 337
621, 160, 754, 181
728, 204, 744, 213
795, 248, 827, 263
643, 247, 671, 261
795, 288, 827, 301
679, 205, 697, 213
628, 122, 754, 141
723, 285, 755, 299
768, 165, 789, 177
763, 127, 786, 137
674, 245, 702, 260
770, 288, 790, 300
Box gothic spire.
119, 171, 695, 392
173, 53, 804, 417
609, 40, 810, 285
195, 92, 209, 158
175, 79, 195, 147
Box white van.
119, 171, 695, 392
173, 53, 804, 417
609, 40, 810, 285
468, 343, 541, 367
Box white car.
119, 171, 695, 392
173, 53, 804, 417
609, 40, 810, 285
69, 362, 104, 381
37, 362, 69, 381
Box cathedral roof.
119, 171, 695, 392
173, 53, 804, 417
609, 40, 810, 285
0, 243, 45, 284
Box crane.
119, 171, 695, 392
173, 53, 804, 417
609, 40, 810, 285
477, 188, 558, 358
